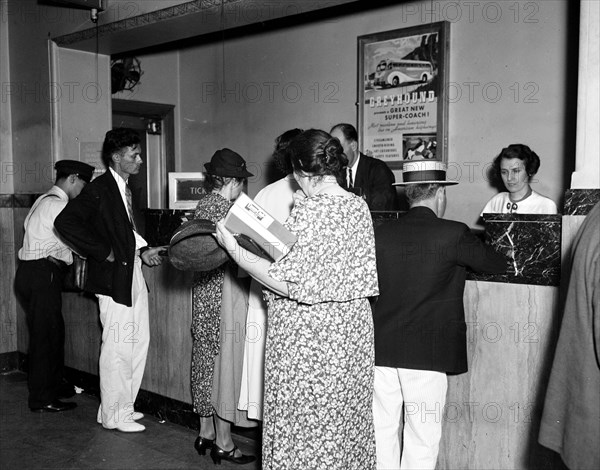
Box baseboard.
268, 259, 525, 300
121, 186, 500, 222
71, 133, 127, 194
6, 357, 259, 440
0, 351, 20, 373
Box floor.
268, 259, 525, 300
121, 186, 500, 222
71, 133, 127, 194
0, 371, 261, 470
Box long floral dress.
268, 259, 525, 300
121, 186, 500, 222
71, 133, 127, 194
262, 193, 379, 470
190, 192, 232, 416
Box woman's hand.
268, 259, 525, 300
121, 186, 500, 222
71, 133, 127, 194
213, 219, 239, 254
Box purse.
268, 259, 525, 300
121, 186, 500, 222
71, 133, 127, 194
63, 253, 88, 292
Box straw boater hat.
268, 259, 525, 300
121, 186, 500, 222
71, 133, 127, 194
393, 160, 458, 186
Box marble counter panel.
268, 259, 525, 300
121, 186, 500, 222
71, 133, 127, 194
563, 188, 600, 215
469, 214, 561, 286
143, 209, 194, 246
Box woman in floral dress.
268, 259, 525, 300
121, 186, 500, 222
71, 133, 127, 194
215, 130, 379, 469
191, 149, 256, 465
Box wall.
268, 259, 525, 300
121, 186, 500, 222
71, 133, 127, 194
139, 0, 572, 226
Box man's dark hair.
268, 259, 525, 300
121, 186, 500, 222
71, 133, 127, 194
101, 128, 141, 168
405, 183, 441, 205
330, 123, 358, 143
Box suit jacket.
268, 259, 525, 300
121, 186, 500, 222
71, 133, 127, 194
373, 206, 507, 373
55, 170, 138, 307
344, 153, 398, 211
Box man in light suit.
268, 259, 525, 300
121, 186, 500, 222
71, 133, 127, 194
372, 160, 507, 469
330, 123, 398, 211
55, 128, 165, 432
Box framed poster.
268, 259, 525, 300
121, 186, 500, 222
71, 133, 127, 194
358, 21, 449, 169
168, 172, 205, 209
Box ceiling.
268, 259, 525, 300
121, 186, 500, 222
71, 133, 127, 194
52, 0, 368, 56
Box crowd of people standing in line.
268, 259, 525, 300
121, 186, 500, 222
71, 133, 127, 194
16, 123, 578, 470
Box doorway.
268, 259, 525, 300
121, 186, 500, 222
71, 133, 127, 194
111, 99, 176, 214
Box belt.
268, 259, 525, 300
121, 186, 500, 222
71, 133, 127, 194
46, 256, 67, 269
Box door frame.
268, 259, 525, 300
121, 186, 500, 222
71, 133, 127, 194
112, 99, 175, 209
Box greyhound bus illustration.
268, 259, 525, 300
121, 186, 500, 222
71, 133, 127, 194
374, 59, 433, 87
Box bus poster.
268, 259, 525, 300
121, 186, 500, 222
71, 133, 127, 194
358, 21, 450, 169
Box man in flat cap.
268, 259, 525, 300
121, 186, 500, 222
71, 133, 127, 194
15, 159, 94, 412
55, 128, 166, 432
372, 161, 508, 469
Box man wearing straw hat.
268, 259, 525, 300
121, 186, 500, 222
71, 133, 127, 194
372, 160, 507, 469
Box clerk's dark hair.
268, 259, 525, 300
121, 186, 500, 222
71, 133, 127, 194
289, 129, 348, 178
492, 144, 541, 181
101, 128, 141, 168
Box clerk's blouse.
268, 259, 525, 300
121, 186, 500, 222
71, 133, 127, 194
481, 144, 558, 216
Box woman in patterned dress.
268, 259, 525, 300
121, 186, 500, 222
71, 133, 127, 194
191, 149, 256, 465
214, 130, 380, 469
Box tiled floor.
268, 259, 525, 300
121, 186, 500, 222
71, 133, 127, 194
0, 371, 261, 469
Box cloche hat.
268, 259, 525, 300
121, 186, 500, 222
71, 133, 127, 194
204, 148, 253, 178
168, 219, 228, 271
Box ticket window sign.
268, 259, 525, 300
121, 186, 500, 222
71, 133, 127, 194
168, 172, 206, 209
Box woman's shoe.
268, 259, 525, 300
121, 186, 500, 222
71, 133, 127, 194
210, 444, 255, 465
194, 436, 215, 456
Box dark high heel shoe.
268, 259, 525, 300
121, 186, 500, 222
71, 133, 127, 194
210, 444, 255, 465
194, 436, 215, 456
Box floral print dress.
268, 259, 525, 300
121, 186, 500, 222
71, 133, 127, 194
262, 194, 379, 470
190, 192, 232, 416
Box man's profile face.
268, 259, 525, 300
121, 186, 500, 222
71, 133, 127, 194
330, 128, 358, 167
115, 144, 143, 177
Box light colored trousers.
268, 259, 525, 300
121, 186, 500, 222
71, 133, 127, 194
373, 366, 448, 470
96, 256, 149, 427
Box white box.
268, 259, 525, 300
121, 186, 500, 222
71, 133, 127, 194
224, 193, 297, 261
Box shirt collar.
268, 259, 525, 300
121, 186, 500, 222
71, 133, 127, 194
350, 153, 361, 173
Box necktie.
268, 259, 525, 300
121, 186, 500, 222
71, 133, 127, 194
348, 168, 354, 188
125, 184, 137, 231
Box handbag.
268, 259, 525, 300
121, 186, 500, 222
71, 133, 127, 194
63, 253, 88, 292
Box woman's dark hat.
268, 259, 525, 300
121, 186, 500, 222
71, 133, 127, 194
393, 160, 458, 186
204, 148, 253, 178
168, 219, 228, 271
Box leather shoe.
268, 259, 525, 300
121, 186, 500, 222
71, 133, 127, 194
31, 400, 77, 413
103, 422, 145, 433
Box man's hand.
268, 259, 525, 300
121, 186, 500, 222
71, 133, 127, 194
141, 246, 168, 266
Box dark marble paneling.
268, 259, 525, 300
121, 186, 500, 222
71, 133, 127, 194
563, 189, 600, 215
469, 214, 561, 286
371, 210, 404, 229
0, 194, 42, 208
0, 352, 20, 373
143, 209, 194, 246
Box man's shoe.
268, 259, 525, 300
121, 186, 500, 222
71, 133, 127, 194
97, 410, 144, 424
31, 400, 77, 413
102, 422, 145, 433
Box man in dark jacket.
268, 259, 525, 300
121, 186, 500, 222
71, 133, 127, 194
330, 123, 398, 210
373, 160, 507, 469
55, 128, 165, 433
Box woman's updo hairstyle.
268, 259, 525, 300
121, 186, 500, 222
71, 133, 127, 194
289, 129, 348, 178
492, 143, 541, 181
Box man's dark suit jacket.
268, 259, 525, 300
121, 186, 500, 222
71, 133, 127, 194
55, 170, 138, 307
373, 206, 507, 374
344, 153, 398, 211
